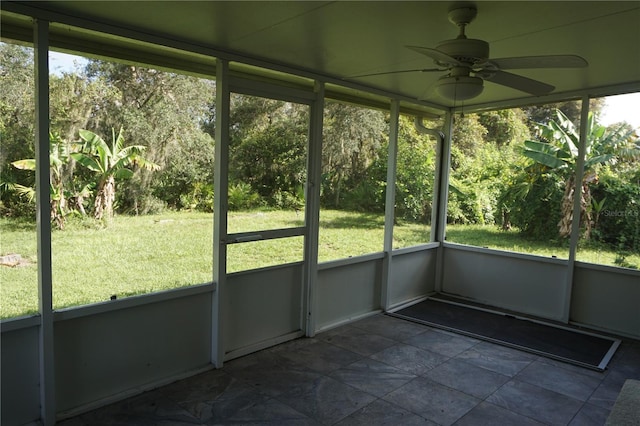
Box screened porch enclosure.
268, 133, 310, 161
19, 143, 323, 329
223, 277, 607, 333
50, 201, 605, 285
1, 2, 639, 426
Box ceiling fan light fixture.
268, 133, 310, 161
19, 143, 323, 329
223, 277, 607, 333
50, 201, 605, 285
436, 75, 483, 101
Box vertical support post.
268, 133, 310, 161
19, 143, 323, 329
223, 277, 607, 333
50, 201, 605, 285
381, 100, 400, 311
414, 117, 444, 243
212, 59, 230, 367
34, 18, 55, 426
562, 96, 590, 323
303, 82, 324, 337
434, 110, 454, 293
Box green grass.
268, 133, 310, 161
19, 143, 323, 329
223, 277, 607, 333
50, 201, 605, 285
1, 210, 637, 319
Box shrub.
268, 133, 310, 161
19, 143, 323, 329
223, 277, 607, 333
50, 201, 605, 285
509, 172, 565, 240
591, 170, 640, 252
228, 182, 262, 210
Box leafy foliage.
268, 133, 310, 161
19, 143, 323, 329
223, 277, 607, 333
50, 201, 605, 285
1, 42, 638, 261
72, 127, 159, 220
520, 109, 640, 238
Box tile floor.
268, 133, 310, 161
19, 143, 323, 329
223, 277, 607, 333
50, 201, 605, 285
59, 314, 640, 425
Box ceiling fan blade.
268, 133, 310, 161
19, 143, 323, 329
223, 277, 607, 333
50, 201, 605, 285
487, 55, 588, 70
349, 68, 443, 78
406, 45, 462, 67
482, 70, 555, 96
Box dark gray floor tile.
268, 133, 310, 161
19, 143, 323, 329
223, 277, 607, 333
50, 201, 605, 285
350, 314, 430, 341
277, 376, 377, 425
168, 375, 260, 421
320, 326, 397, 356
383, 377, 480, 426
453, 401, 544, 426
226, 353, 322, 397
223, 348, 298, 374
55, 328, 640, 426
568, 402, 611, 426
516, 360, 602, 401
607, 341, 640, 379
200, 389, 272, 424
587, 369, 628, 410
161, 369, 235, 407
335, 399, 437, 425
486, 379, 583, 425
57, 419, 85, 426
455, 341, 536, 377
329, 358, 416, 397
270, 337, 363, 373
371, 343, 447, 375
404, 328, 480, 357
423, 358, 509, 398
78, 391, 201, 426
206, 397, 320, 425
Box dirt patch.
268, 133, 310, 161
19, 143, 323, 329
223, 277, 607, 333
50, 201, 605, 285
0, 253, 34, 267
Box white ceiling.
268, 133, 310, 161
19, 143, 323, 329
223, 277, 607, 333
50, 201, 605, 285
3, 1, 640, 111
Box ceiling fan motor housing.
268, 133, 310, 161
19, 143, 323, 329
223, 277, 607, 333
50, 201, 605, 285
436, 75, 483, 100
436, 38, 489, 65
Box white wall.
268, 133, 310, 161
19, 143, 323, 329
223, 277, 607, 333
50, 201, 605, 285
54, 291, 212, 415
1, 323, 40, 426
389, 246, 437, 307
571, 263, 640, 338
316, 256, 383, 331
442, 244, 568, 321
224, 264, 304, 359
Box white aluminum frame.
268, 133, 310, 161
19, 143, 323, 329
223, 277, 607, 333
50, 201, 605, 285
34, 18, 56, 426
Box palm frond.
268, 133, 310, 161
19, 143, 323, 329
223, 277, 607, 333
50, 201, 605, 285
11, 159, 36, 171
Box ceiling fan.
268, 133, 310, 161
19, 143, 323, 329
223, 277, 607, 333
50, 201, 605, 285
360, 4, 588, 101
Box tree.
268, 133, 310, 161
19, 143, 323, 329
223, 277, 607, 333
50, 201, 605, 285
321, 102, 386, 208
522, 110, 640, 238
1, 43, 35, 216
84, 60, 214, 213
72, 127, 159, 220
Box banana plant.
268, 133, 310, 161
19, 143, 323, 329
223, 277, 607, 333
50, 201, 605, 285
522, 110, 639, 238
11, 132, 75, 229
71, 127, 159, 220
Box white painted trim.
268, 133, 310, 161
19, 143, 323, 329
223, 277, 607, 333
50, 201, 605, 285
303, 81, 324, 337
391, 242, 440, 256
434, 111, 454, 293
563, 96, 590, 323
225, 227, 306, 244
52, 283, 215, 322
317, 252, 385, 270
314, 310, 383, 334
386, 294, 433, 313
575, 261, 640, 277
34, 18, 55, 426
229, 75, 316, 104
382, 100, 400, 311
0, 315, 41, 332
223, 330, 304, 361
442, 242, 569, 265
212, 59, 230, 368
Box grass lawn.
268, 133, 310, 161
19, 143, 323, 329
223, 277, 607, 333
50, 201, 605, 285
1, 210, 637, 319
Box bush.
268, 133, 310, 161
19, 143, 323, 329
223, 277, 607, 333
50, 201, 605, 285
228, 182, 262, 210
591, 171, 640, 252
509, 172, 564, 240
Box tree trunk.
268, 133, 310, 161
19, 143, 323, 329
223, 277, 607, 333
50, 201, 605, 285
50, 173, 66, 230
558, 176, 592, 239
94, 175, 116, 220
